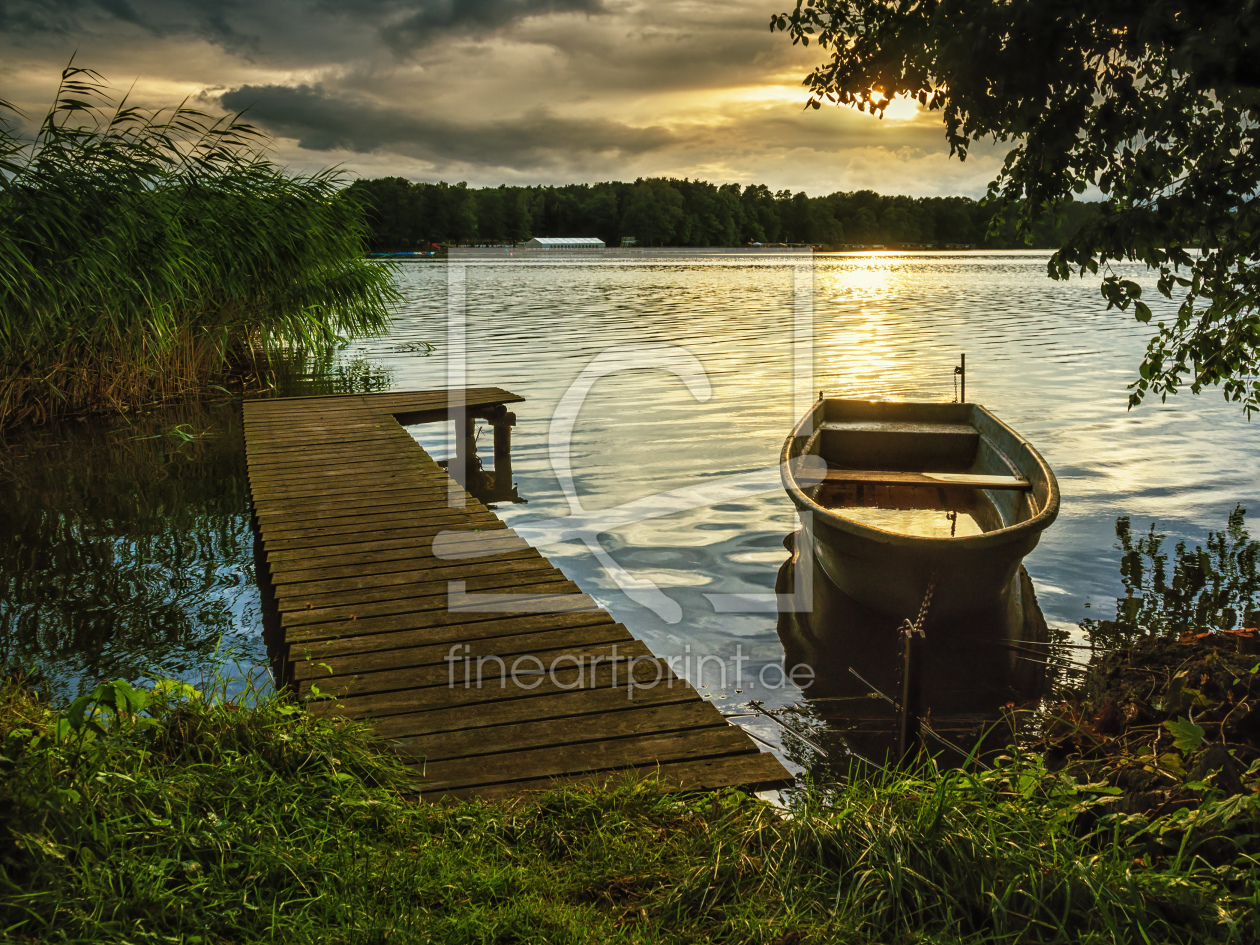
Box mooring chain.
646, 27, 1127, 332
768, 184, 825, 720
901, 572, 937, 639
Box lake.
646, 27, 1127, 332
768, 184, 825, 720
4, 250, 1257, 763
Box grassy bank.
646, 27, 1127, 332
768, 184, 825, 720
0, 66, 397, 430
1, 675, 1256, 944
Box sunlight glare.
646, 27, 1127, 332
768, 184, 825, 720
881, 98, 921, 122
815, 257, 913, 399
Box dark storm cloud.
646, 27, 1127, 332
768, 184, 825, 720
383, 0, 604, 53
218, 82, 673, 168
0, 0, 83, 34
0, 1, 256, 58
386, 0, 602, 32
0, 1, 966, 193
0, 0, 602, 51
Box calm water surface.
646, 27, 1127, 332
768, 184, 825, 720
4, 251, 1257, 762
0, 403, 262, 698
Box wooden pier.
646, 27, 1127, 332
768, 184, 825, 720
244, 388, 792, 801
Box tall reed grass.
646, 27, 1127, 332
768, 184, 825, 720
0, 65, 397, 429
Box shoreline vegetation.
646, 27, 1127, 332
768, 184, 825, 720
347, 177, 1101, 253
2, 513, 1258, 943
0, 644, 1256, 943
0, 67, 397, 432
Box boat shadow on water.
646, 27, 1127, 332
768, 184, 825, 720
774, 529, 1055, 780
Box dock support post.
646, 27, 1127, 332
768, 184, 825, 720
491, 406, 516, 494
454, 416, 477, 484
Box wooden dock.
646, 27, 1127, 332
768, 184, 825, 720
244, 388, 792, 801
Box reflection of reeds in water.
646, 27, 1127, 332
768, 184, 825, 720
0, 400, 258, 697
247, 349, 394, 400
0, 66, 398, 429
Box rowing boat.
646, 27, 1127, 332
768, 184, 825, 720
780, 398, 1059, 618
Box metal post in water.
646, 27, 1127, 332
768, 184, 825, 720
953, 353, 966, 404
896, 576, 934, 762
896, 622, 924, 761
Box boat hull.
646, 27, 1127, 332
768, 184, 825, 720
800, 510, 1040, 617
782, 399, 1059, 620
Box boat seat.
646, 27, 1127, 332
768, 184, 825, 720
818, 420, 980, 469
823, 469, 1031, 490
819, 420, 978, 436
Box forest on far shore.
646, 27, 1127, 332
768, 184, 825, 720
346, 176, 1102, 251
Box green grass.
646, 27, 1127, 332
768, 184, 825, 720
1, 675, 1257, 944
0, 64, 398, 429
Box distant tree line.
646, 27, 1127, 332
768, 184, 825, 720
345, 176, 1101, 251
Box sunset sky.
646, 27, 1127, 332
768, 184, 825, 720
0, 0, 1007, 196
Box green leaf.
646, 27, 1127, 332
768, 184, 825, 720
1163, 717, 1205, 753
1158, 752, 1186, 777
65, 694, 93, 730
154, 679, 203, 701
1073, 782, 1123, 796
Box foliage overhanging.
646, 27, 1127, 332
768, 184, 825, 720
774, 1, 1260, 413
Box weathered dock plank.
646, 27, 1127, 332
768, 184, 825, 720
244, 388, 792, 801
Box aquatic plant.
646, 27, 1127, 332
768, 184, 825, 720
0, 65, 398, 429
1, 673, 1255, 943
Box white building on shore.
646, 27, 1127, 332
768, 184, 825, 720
523, 237, 605, 249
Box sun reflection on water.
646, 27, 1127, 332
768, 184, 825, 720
816, 255, 940, 399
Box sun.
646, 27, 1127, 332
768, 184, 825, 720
880, 97, 921, 122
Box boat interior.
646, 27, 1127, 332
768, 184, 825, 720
793, 401, 1041, 539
